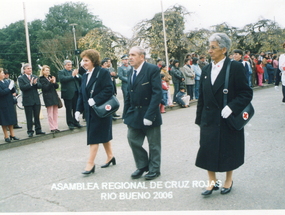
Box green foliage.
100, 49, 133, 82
44, 1, 103, 37
0, 20, 41, 78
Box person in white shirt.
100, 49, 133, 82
278, 42, 285, 103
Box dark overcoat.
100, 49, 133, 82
195, 58, 253, 172
76, 67, 114, 145
0, 80, 17, 126
58, 68, 81, 100
18, 74, 42, 106
39, 76, 59, 107
123, 62, 162, 129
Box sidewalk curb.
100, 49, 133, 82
0, 84, 274, 151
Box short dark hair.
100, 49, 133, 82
192, 57, 198, 64
101, 59, 108, 66
184, 58, 190, 64
233, 49, 243, 56
173, 59, 179, 65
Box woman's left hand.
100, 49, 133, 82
221, 105, 232, 118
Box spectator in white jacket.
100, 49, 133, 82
278, 42, 285, 104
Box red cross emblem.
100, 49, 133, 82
105, 105, 112, 111
243, 112, 249, 120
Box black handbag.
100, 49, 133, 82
58, 96, 63, 109
13, 96, 18, 104
90, 69, 120, 118
223, 61, 254, 131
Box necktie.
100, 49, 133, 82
132, 70, 137, 84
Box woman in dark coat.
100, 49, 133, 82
170, 60, 184, 103
0, 68, 19, 142
75, 49, 116, 175
39, 65, 60, 133
195, 33, 253, 196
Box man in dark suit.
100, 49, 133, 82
18, 64, 45, 137
58, 60, 82, 130
123, 46, 162, 180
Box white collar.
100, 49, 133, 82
212, 57, 226, 68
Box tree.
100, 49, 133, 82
44, 1, 103, 37
0, 20, 42, 78
38, 1, 105, 71
132, 5, 191, 63
185, 28, 212, 57
239, 19, 285, 54
78, 27, 128, 69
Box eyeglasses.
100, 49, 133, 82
208, 46, 221, 50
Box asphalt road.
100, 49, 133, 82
0, 85, 285, 215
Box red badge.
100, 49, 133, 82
105, 105, 112, 111
243, 112, 249, 120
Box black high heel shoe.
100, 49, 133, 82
10, 136, 20, 140
221, 181, 233, 194
82, 165, 95, 175
101, 157, 116, 168
5, 138, 11, 143
201, 181, 220, 196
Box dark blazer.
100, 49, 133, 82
76, 67, 114, 145
0, 80, 17, 125
58, 69, 82, 100
39, 76, 59, 107
123, 62, 162, 129
195, 57, 253, 172
18, 74, 42, 106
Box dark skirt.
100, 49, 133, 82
86, 107, 112, 145
0, 105, 17, 126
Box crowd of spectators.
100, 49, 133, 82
1, 43, 285, 141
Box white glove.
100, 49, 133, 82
143, 118, 153, 126
221, 105, 232, 119
8, 80, 14, 90
75, 111, 80, 122
88, 98, 95, 106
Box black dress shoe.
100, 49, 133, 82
131, 166, 149, 179
74, 123, 82, 128
221, 181, 233, 194
82, 165, 95, 175
113, 113, 120, 117
69, 125, 74, 130
145, 172, 160, 180
28, 133, 33, 137
36, 131, 46, 135
201, 182, 220, 196
10, 136, 20, 140
101, 157, 116, 168
4, 138, 11, 143
13, 125, 22, 129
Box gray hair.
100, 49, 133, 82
131, 46, 146, 58
209, 33, 231, 56
63, 60, 72, 65
22, 63, 31, 71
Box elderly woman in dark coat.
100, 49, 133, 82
0, 68, 19, 142
195, 33, 253, 196
75, 49, 116, 175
